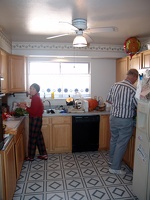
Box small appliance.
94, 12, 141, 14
82, 100, 89, 112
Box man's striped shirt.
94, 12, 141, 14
106, 80, 137, 118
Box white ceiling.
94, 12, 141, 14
0, 0, 150, 46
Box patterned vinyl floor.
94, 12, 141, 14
13, 151, 139, 200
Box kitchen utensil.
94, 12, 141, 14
75, 99, 82, 109
66, 95, 75, 106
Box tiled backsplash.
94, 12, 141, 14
7, 93, 67, 111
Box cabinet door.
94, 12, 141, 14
0, 50, 8, 93
128, 53, 142, 70
99, 115, 110, 150
129, 134, 135, 169
52, 123, 72, 153
15, 133, 25, 179
4, 139, 16, 200
123, 127, 136, 170
42, 124, 50, 153
142, 50, 150, 68
116, 57, 129, 82
123, 141, 130, 167
41, 117, 51, 153
8, 55, 26, 92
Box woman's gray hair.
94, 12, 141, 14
30, 83, 40, 92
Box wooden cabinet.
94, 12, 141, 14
41, 116, 72, 154
142, 50, 150, 68
116, 54, 142, 83
14, 119, 25, 179
99, 115, 110, 150
8, 54, 26, 92
128, 53, 143, 70
0, 49, 8, 93
15, 133, 25, 179
116, 57, 129, 82
123, 127, 136, 170
42, 117, 51, 153
0, 118, 25, 200
0, 138, 16, 200
51, 116, 72, 153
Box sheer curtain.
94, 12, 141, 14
28, 62, 91, 98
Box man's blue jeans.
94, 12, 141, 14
109, 115, 134, 170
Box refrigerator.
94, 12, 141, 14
133, 100, 150, 200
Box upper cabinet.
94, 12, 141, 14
142, 50, 150, 68
116, 57, 129, 82
116, 52, 144, 82
128, 53, 143, 70
8, 55, 26, 92
0, 50, 8, 93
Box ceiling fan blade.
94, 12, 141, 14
86, 27, 118, 33
83, 33, 93, 43
46, 33, 70, 39
59, 21, 78, 31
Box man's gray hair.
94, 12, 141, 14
127, 68, 138, 78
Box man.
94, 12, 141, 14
106, 68, 138, 174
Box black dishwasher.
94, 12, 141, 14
72, 115, 100, 152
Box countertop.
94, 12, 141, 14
3, 111, 110, 130
2, 117, 25, 151
3, 116, 25, 133
43, 110, 110, 117
1, 111, 110, 151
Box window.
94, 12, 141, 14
28, 61, 91, 98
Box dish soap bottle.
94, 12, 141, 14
51, 92, 54, 99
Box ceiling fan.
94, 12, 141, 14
46, 18, 117, 47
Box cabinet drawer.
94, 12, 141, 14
52, 116, 71, 124
43, 117, 51, 124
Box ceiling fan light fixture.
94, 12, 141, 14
73, 35, 87, 47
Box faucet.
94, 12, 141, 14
42, 99, 51, 110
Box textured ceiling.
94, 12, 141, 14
0, 0, 150, 46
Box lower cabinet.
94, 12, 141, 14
41, 115, 136, 170
99, 115, 110, 150
14, 119, 25, 179
51, 116, 72, 153
15, 133, 25, 179
123, 127, 136, 170
42, 116, 72, 153
0, 138, 16, 200
99, 114, 136, 170
0, 118, 25, 200
42, 117, 51, 153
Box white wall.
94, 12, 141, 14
7, 58, 116, 109
5, 41, 118, 108
91, 59, 116, 101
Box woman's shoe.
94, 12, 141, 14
25, 157, 34, 161
37, 155, 48, 160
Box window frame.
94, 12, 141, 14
27, 59, 91, 99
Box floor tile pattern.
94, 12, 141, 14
13, 151, 139, 200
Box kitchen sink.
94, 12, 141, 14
44, 109, 67, 114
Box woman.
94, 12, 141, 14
20, 83, 48, 161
